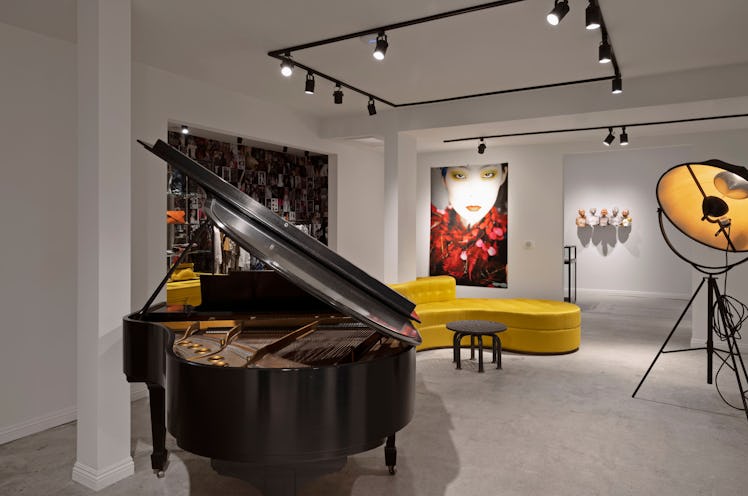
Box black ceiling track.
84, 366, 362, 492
442, 113, 748, 143
267, 0, 621, 109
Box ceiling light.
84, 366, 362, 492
603, 127, 615, 146
282, 146, 288, 153
367, 97, 377, 116
585, 1, 601, 30
599, 39, 612, 64
547, 0, 569, 26
611, 76, 623, 94
181, 125, 189, 135
620, 127, 629, 146
280, 54, 294, 77
333, 84, 343, 104
304, 72, 315, 94
478, 139, 486, 154
373, 32, 388, 60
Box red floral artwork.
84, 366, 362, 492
430, 205, 508, 287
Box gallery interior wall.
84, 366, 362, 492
563, 145, 695, 298
0, 22, 77, 444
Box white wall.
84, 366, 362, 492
563, 145, 694, 298
0, 23, 77, 443
418, 145, 565, 300
131, 63, 387, 307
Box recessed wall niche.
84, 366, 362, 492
166, 130, 329, 273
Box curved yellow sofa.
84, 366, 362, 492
389, 276, 581, 354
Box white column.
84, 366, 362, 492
73, 0, 134, 490
383, 130, 418, 283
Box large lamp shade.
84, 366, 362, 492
657, 159, 748, 252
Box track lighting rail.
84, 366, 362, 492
443, 113, 748, 145
268, 0, 622, 113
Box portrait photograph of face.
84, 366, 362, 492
430, 163, 508, 288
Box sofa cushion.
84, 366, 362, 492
389, 275, 456, 305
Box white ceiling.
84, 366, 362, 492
4, 0, 748, 147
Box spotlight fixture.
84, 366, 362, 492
367, 97, 377, 116
373, 32, 388, 61
478, 139, 486, 154
611, 76, 623, 94
304, 72, 315, 94
280, 53, 294, 77
237, 137, 243, 145
547, 0, 569, 26
585, 0, 601, 30
333, 84, 343, 104
603, 127, 615, 146
304, 150, 310, 158
181, 125, 189, 135
599, 38, 612, 64
620, 127, 629, 146
282, 146, 288, 153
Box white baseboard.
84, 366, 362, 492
1, 387, 148, 446
577, 288, 690, 300
0, 405, 76, 445
72, 458, 135, 491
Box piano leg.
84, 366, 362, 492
146, 383, 169, 477
385, 434, 397, 475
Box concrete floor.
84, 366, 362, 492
2, 294, 748, 495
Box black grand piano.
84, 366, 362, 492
124, 140, 421, 495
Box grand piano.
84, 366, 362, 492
124, 139, 421, 495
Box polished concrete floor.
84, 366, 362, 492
3, 294, 748, 495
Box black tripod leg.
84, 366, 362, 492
384, 434, 397, 475
633, 278, 706, 398
147, 383, 168, 477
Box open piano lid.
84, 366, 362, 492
141, 139, 421, 346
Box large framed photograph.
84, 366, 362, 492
430, 163, 508, 288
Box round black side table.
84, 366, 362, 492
447, 320, 507, 373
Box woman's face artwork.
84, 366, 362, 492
443, 164, 505, 226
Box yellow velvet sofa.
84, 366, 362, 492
389, 275, 581, 354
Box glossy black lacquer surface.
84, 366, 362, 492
125, 141, 420, 487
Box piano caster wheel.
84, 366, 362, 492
154, 470, 165, 478
388, 466, 396, 475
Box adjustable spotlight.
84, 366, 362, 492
585, 0, 601, 30
304, 72, 315, 94
181, 125, 189, 135
367, 97, 377, 116
333, 84, 343, 104
478, 139, 486, 154
373, 32, 388, 60
620, 127, 629, 146
280, 54, 294, 77
611, 76, 623, 94
282, 146, 288, 153
547, 0, 569, 26
603, 127, 615, 146
599, 38, 612, 64
237, 137, 243, 145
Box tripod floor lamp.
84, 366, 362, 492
633, 159, 748, 422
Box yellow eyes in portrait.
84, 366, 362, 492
449, 168, 498, 181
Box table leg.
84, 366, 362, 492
453, 332, 462, 370
478, 337, 484, 373
470, 336, 475, 360
496, 335, 503, 369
